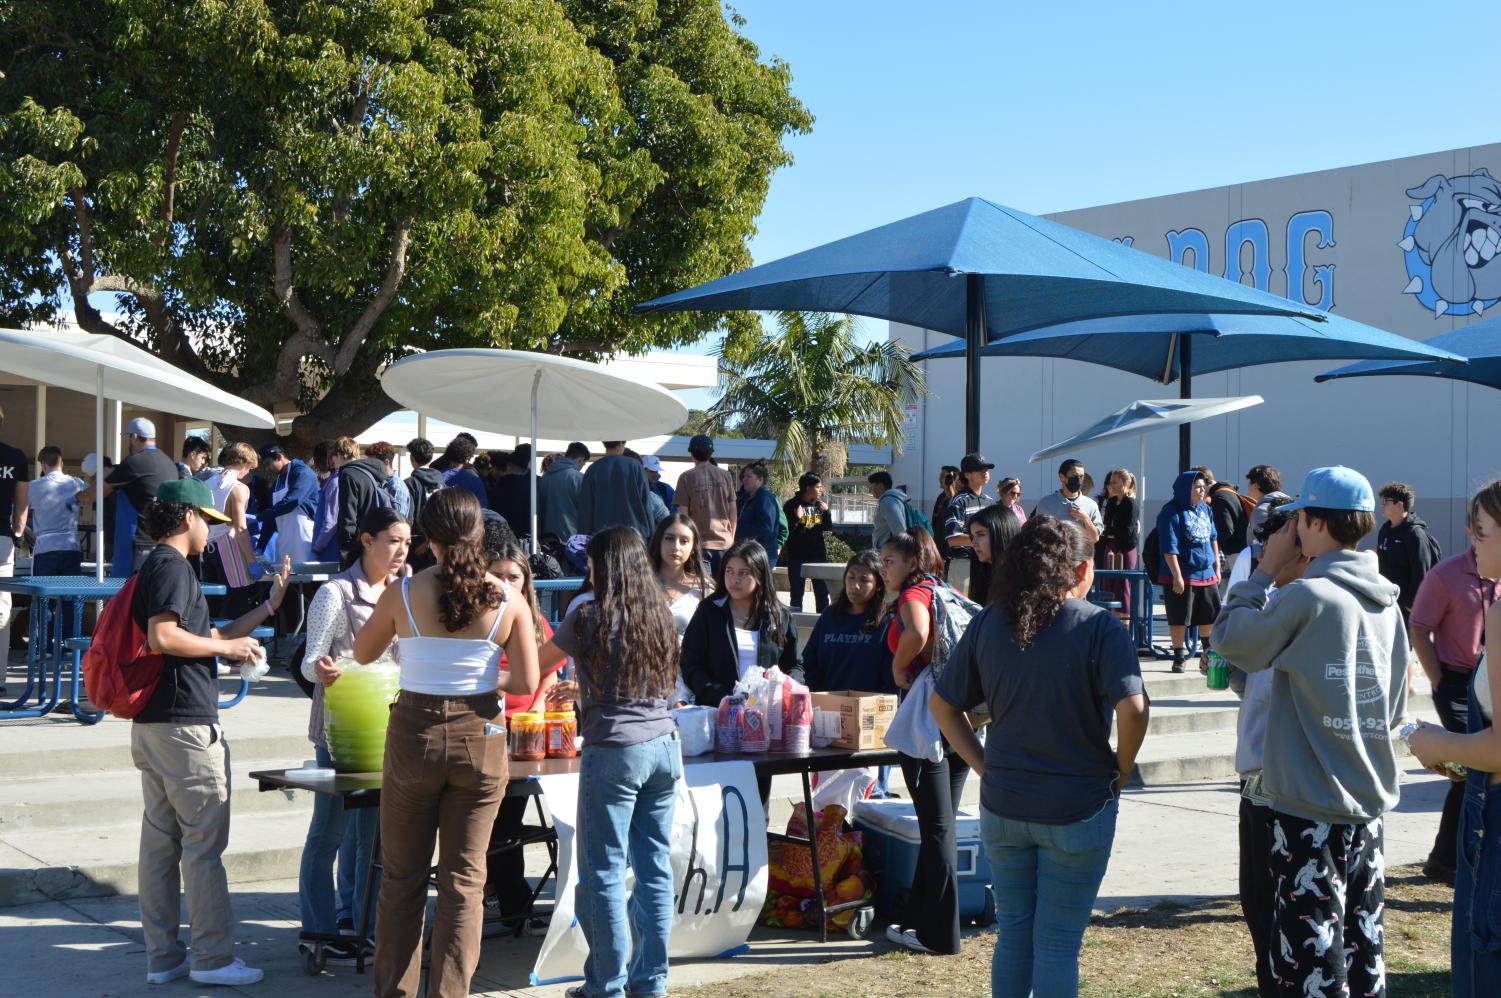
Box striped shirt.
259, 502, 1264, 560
943, 489, 995, 558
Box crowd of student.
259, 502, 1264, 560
1, 400, 1498, 997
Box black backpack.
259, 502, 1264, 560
1141, 527, 1161, 581
406, 471, 442, 525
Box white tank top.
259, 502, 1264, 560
397, 577, 506, 695
206, 469, 240, 544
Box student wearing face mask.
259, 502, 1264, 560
1032, 458, 1103, 544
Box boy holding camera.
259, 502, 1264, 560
1211, 467, 1409, 997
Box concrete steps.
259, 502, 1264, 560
0, 652, 1440, 910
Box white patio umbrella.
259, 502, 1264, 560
381, 349, 690, 550
0, 327, 276, 579
1029, 395, 1264, 538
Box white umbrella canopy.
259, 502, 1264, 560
1028, 396, 1264, 464
381, 349, 690, 548
0, 327, 276, 579
0, 327, 276, 429
1029, 395, 1263, 541
381, 349, 689, 440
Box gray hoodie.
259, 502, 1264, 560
1210, 549, 1410, 824
873, 488, 908, 550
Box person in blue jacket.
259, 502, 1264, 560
735, 462, 781, 566
801, 551, 897, 694
257, 443, 321, 565
1155, 468, 1221, 673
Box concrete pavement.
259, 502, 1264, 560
0, 766, 1451, 998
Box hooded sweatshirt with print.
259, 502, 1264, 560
1210, 549, 1410, 824
1155, 470, 1218, 585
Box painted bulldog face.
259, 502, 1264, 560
1405, 169, 1501, 308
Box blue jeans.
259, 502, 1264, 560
981, 797, 1119, 998
576, 732, 682, 998
298, 744, 380, 935
32, 550, 82, 659
1453, 670, 1501, 997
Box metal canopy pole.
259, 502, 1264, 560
964, 274, 987, 455
95, 371, 105, 582
1177, 335, 1193, 472
528, 369, 541, 554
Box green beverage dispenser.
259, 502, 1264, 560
323, 656, 401, 773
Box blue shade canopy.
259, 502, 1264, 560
910, 311, 1466, 381
1316, 315, 1501, 389
1028, 396, 1263, 463
634, 197, 1323, 335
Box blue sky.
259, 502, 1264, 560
671, 0, 1489, 406
729, 1, 1485, 267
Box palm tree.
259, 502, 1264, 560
709, 311, 926, 479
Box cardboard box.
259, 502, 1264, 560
810, 691, 899, 751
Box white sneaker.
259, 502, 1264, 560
190, 958, 264, 986
885, 924, 934, 954
145, 958, 190, 984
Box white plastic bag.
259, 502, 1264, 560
811, 766, 875, 815
673, 705, 718, 757
882, 669, 944, 763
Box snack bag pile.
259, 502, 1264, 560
716, 666, 812, 755
761, 803, 873, 932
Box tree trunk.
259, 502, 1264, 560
215, 362, 399, 460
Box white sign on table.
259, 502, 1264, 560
530, 760, 769, 986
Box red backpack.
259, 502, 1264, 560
82, 575, 166, 718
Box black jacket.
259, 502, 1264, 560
336, 458, 391, 559
681, 594, 804, 707
781, 496, 832, 564
1208, 483, 1249, 556
405, 466, 443, 524
1099, 494, 1138, 553
1377, 513, 1439, 612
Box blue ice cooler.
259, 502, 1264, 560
852, 798, 995, 926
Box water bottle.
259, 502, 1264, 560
1205, 650, 1229, 691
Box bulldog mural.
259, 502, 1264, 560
1400, 168, 1501, 316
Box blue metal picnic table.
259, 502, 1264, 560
532, 577, 584, 626
0, 574, 232, 723
1090, 569, 1156, 653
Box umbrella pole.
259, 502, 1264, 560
1178, 336, 1193, 471
529, 370, 541, 555
1138, 432, 1146, 545
95, 371, 105, 582
964, 274, 986, 454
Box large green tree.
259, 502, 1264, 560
709, 311, 926, 479
0, 0, 810, 449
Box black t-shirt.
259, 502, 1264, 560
934, 599, 1146, 824
131, 544, 219, 724
107, 447, 182, 549
0, 441, 26, 540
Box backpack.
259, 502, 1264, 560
346, 463, 397, 513
406, 471, 441, 524
1423, 528, 1443, 567
1141, 527, 1161, 582
904, 576, 989, 721
776, 501, 789, 548
902, 496, 936, 537
82, 575, 165, 718
926, 579, 981, 681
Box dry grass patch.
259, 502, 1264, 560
677, 865, 1453, 997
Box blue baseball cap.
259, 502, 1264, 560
1281, 466, 1375, 513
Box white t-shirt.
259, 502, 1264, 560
667, 585, 703, 638
734, 626, 760, 679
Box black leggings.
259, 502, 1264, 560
899, 749, 970, 954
